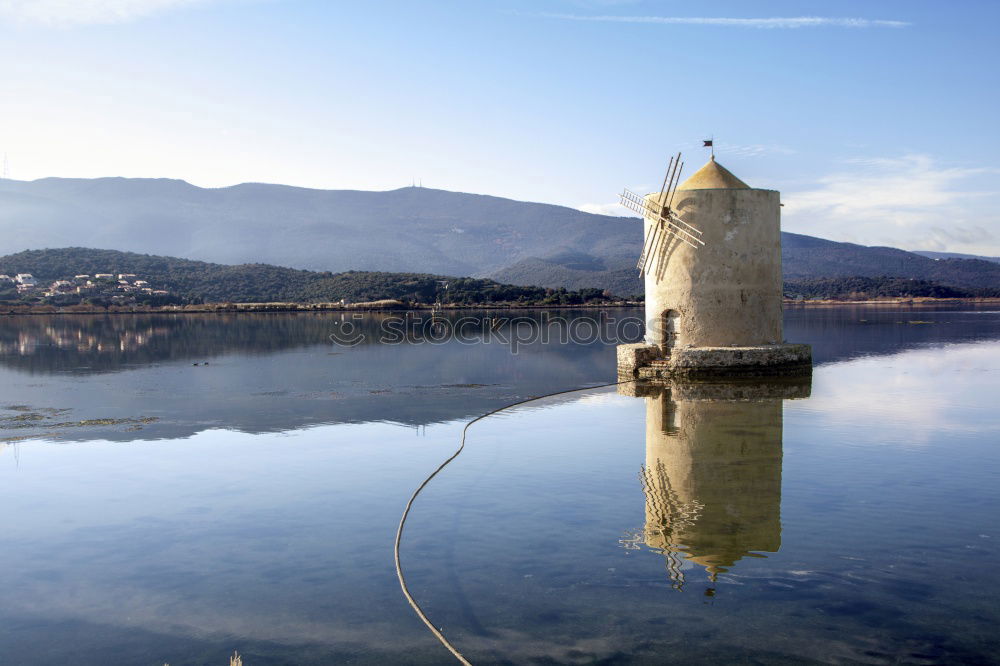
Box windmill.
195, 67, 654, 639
618, 153, 704, 277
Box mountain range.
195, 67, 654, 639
2, 177, 997, 295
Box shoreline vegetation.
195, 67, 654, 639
3, 297, 1000, 316
3, 249, 998, 315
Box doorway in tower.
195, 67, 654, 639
659, 310, 679, 354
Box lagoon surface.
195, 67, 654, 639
1, 306, 998, 664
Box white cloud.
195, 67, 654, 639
0, 0, 212, 25
799, 342, 1000, 446
716, 143, 796, 158
539, 14, 911, 29
782, 154, 1000, 253
578, 201, 635, 217
580, 180, 655, 216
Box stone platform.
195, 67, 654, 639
616, 373, 812, 400
618, 342, 812, 380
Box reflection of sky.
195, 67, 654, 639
794, 341, 1000, 445
0, 420, 468, 659
0, 337, 999, 663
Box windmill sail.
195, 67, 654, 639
619, 189, 703, 257
618, 151, 705, 279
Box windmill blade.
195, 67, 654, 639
666, 160, 684, 208
642, 191, 704, 247
619, 188, 646, 214
628, 202, 702, 249
623, 166, 704, 244
658, 156, 675, 196
663, 153, 682, 201
668, 210, 703, 241
649, 208, 703, 247
646, 198, 702, 243
620, 190, 663, 270
621, 189, 682, 230
642, 219, 684, 275
644, 218, 682, 274
638, 222, 665, 273
620, 188, 663, 217
640, 217, 704, 274
617, 149, 711, 279
658, 218, 702, 249
640, 222, 664, 274
654, 153, 682, 213
636, 215, 663, 270
622, 191, 701, 257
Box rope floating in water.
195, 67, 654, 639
393, 379, 637, 665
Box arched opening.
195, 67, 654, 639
661, 309, 679, 353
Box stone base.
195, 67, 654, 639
617, 374, 812, 400
616, 343, 663, 380
618, 343, 812, 380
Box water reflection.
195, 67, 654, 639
1, 342, 998, 663
0, 320, 172, 358
2, 305, 997, 376
622, 377, 810, 592
0, 306, 996, 443
0, 311, 638, 442
0, 311, 642, 375
783, 304, 1000, 364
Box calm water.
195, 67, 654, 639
0, 306, 998, 664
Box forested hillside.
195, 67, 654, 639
0, 248, 615, 305
783, 276, 1000, 300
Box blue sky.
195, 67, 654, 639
1, 0, 999, 253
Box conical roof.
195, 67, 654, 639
677, 156, 749, 190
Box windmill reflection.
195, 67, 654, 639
622, 377, 810, 592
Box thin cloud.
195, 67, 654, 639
540, 14, 911, 29
578, 201, 634, 217
0, 0, 213, 25
783, 154, 1000, 253
675, 140, 796, 158
801, 343, 1000, 446
718, 143, 796, 158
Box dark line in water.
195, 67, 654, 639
393, 379, 636, 665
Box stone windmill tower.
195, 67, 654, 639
618, 150, 811, 378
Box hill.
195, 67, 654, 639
780, 233, 1000, 288
782, 276, 999, 300
490, 252, 644, 298
494, 234, 1000, 296
1, 177, 997, 293
911, 250, 1000, 264
0, 248, 615, 305
0, 178, 638, 278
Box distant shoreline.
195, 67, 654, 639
782, 297, 1000, 307
3, 297, 1000, 316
